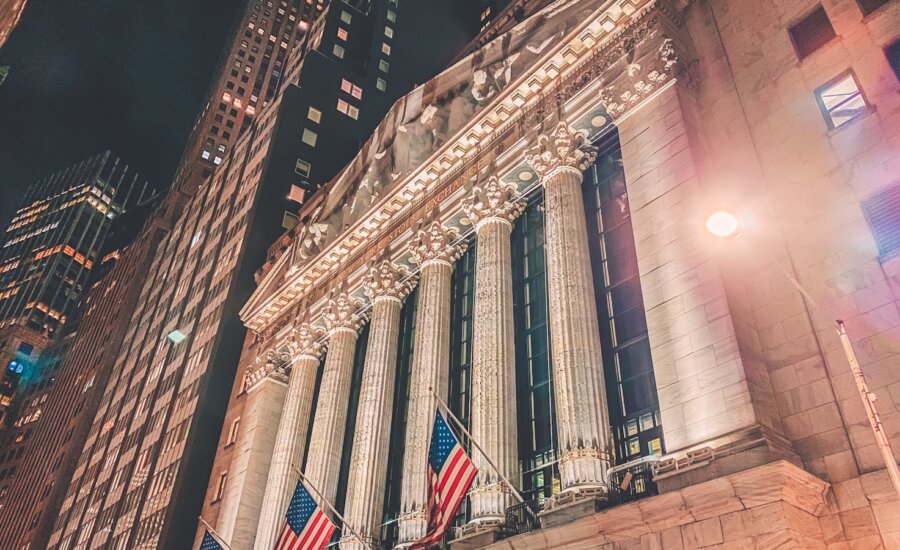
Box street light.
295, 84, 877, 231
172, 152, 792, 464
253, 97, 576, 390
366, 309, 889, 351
706, 211, 900, 497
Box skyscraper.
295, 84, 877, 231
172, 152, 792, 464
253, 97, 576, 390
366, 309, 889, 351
203, 0, 900, 549
0, 152, 154, 418
45, 2, 477, 548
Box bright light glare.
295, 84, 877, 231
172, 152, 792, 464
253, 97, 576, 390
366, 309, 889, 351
706, 211, 740, 238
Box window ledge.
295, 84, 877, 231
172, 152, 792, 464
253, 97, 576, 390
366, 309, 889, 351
826, 104, 877, 137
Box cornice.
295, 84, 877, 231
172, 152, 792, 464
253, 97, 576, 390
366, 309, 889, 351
243, 0, 696, 336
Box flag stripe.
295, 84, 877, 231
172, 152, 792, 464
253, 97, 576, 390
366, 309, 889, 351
436, 447, 466, 493
301, 512, 329, 550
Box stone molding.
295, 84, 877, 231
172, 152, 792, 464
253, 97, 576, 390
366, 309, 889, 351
525, 122, 599, 182
322, 292, 368, 335
408, 220, 468, 268
244, 350, 289, 390
462, 176, 527, 230
364, 259, 417, 304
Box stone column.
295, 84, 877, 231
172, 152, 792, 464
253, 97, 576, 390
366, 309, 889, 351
461, 177, 525, 529
398, 221, 468, 545
304, 292, 367, 505
525, 122, 611, 496
340, 261, 417, 550
254, 324, 325, 550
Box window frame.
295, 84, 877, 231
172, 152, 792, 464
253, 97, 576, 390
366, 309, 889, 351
813, 69, 871, 130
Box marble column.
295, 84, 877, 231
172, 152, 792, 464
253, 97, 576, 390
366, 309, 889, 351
304, 292, 367, 505
398, 221, 468, 545
525, 122, 611, 495
462, 177, 526, 527
340, 261, 417, 550
254, 324, 325, 550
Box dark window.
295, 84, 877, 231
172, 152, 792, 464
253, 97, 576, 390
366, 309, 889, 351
814, 71, 869, 129
584, 130, 664, 463
447, 245, 476, 529
858, 0, 888, 15
887, 40, 900, 81
381, 288, 417, 548
862, 183, 900, 258
511, 195, 559, 503
789, 6, 836, 60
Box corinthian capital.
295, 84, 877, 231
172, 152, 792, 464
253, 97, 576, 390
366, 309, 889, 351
408, 221, 468, 267
525, 122, 598, 181
322, 292, 368, 334
291, 323, 326, 360
462, 176, 526, 229
365, 260, 417, 303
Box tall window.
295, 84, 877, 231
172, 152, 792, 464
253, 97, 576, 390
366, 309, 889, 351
511, 195, 559, 503
335, 323, 370, 516
583, 130, 664, 464
381, 289, 418, 548
448, 244, 475, 529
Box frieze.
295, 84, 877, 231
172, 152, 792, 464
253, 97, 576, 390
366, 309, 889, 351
244, 0, 696, 333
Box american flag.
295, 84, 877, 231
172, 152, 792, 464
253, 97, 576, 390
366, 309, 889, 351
410, 411, 478, 550
275, 479, 337, 550
199, 530, 224, 550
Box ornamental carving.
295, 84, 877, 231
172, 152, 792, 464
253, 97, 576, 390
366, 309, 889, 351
462, 176, 526, 228
322, 292, 368, 334
525, 122, 598, 179
408, 220, 468, 267
291, 323, 326, 360
365, 259, 417, 302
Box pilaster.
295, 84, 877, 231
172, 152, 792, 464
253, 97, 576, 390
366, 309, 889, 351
254, 324, 326, 550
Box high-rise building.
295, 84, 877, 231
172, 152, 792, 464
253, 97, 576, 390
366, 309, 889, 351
204, 0, 900, 549
45, 2, 478, 549
0, 152, 155, 417
0, 0, 27, 49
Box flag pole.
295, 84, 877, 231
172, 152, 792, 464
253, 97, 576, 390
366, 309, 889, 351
292, 466, 375, 550
198, 516, 233, 550
427, 386, 537, 522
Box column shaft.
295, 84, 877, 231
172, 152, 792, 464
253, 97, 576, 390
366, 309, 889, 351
305, 328, 360, 504
253, 355, 320, 550
543, 167, 611, 491
398, 260, 453, 543
468, 218, 518, 524
340, 298, 403, 550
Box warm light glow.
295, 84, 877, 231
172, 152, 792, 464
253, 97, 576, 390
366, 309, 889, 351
706, 211, 740, 238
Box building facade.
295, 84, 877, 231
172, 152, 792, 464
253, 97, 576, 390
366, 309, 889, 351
0, 152, 154, 417
206, 0, 900, 549
44, 2, 478, 549
0, 0, 27, 49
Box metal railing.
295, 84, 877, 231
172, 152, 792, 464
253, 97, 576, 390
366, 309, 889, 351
606, 456, 660, 506
501, 499, 542, 539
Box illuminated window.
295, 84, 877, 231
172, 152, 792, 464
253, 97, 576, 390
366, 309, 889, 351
351, 85, 362, 99
384, 26, 393, 39
382, 42, 391, 55
379, 60, 389, 73
376, 78, 387, 92
340, 79, 352, 93
295, 158, 311, 177
387, 10, 396, 22
307, 106, 322, 123
214, 156, 223, 165
340, 10, 352, 23
333, 44, 345, 59
201, 151, 211, 160
337, 27, 348, 40
814, 71, 869, 129
302, 129, 318, 146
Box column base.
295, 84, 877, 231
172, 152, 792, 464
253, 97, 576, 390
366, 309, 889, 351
449, 525, 502, 550
395, 511, 426, 548
339, 534, 380, 550
539, 486, 608, 528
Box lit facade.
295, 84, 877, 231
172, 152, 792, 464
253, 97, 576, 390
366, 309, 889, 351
205, 0, 900, 549
45, 1, 477, 549
0, 0, 27, 49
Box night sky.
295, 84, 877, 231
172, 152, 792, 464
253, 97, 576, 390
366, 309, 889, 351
0, 0, 245, 227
